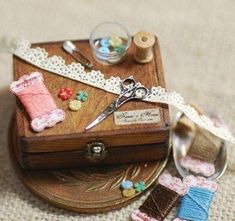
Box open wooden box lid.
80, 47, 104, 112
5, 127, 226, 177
13, 38, 170, 155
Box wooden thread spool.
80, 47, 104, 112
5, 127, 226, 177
133, 31, 155, 64
187, 127, 222, 163
185, 103, 221, 164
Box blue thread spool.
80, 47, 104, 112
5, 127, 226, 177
177, 187, 215, 221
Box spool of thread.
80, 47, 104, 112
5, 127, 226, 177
187, 103, 222, 164
133, 31, 155, 64
180, 126, 223, 177
10, 72, 65, 132
131, 173, 188, 221
178, 187, 214, 221
176, 104, 222, 177
175, 175, 217, 221
188, 127, 222, 163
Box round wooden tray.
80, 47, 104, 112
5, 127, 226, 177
11, 122, 169, 213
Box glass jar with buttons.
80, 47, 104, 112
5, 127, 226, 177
89, 21, 132, 65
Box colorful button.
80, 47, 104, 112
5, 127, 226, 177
68, 100, 82, 111
121, 180, 133, 189
114, 45, 126, 53
100, 37, 110, 47
122, 187, 136, 198
76, 91, 88, 102
58, 87, 73, 100
109, 36, 123, 48
134, 181, 146, 193
99, 46, 110, 54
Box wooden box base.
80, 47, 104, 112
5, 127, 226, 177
11, 121, 169, 213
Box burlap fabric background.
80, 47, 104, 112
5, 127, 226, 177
0, 0, 234, 220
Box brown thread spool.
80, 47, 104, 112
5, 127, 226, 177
139, 184, 180, 220
186, 103, 221, 163
187, 127, 222, 163
133, 31, 155, 64
175, 103, 221, 164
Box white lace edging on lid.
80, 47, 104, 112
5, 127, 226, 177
12, 39, 235, 144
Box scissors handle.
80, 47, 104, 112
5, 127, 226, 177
120, 76, 137, 92
116, 86, 149, 107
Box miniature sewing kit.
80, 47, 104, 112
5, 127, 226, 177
9, 22, 235, 216
12, 35, 170, 170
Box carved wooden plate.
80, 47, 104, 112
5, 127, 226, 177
11, 122, 169, 213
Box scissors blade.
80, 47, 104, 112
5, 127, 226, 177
85, 102, 116, 131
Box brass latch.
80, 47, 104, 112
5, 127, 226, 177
86, 142, 108, 162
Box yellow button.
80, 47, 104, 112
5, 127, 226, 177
109, 36, 123, 48
68, 100, 82, 111
122, 188, 136, 198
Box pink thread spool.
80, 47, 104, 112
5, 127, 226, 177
10, 72, 65, 132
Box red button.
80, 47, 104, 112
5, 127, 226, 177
58, 87, 73, 100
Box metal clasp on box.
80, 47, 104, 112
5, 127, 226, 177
86, 141, 108, 162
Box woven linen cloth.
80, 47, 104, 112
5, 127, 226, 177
0, 0, 234, 220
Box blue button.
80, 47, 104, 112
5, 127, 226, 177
100, 38, 110, 47
99, 46, 110, 54
121, 180, 133, 189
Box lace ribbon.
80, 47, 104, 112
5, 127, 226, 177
12, 39, 235, 144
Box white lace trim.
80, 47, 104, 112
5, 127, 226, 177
12, 39, 235, 144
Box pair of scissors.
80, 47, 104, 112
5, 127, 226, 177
85, 76, 150, 131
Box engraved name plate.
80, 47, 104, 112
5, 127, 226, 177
114, 109, 160, 125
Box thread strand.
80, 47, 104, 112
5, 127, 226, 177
17, 81, 57, 119
177, 187, 215, 221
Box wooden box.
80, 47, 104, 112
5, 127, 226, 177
13, 38, 170, 170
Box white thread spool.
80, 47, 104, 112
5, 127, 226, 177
133, 31, 155, 64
